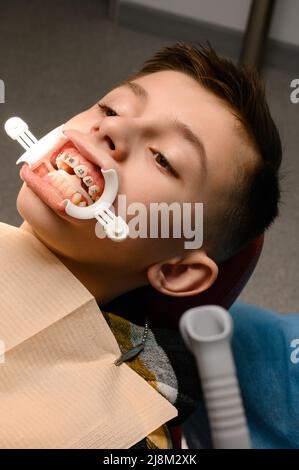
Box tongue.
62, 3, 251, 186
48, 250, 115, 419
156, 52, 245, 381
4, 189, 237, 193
21, 163, 69, 214
33, 162, 49, 178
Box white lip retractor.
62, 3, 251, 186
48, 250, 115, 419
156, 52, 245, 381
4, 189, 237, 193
4, 117, 129, 242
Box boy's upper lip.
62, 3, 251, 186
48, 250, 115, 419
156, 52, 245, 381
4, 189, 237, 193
63, 129, 107, 170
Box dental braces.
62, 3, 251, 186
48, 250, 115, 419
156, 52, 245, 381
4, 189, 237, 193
4, 117, 129, 242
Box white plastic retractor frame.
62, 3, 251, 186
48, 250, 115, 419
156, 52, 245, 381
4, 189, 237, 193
4, 117, 129, 242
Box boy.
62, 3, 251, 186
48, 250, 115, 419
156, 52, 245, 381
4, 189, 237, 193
17, 42, 282, 448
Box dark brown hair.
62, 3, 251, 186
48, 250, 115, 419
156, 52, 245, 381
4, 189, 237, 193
126, 41, 282, 263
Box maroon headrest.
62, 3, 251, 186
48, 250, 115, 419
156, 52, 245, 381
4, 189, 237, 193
103, 234, 264, 329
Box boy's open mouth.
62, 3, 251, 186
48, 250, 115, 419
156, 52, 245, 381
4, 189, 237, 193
32, 142, 105, 207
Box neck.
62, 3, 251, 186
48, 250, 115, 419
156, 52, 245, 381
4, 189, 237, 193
19, 221, 146, 306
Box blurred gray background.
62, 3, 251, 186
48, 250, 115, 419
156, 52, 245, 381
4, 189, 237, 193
0, 0, 298, 314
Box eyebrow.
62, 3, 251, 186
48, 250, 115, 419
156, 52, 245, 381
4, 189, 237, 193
122, 80, 207, 172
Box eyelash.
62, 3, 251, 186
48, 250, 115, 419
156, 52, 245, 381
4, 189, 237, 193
97, 101, 178, 177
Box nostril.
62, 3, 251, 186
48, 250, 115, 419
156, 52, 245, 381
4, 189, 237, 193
105, 136, 115, 151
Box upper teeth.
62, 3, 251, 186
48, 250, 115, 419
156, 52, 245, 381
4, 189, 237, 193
74, 165, 88, 178
56, 154, 91, 182
57, 152, 80, 168
83, 175, 93, 187
54, 152, 101, 201
88, 185, 100, 197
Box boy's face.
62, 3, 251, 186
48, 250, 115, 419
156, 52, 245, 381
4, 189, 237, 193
17, 70, 246, 279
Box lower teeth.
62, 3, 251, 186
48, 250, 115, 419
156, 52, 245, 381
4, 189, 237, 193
46, 170, 94, 205
72, 192, 82, 204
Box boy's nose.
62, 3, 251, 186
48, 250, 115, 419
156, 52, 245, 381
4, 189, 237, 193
90, 119, 130, 163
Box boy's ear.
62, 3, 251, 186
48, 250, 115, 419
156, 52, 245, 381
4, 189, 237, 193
147, 250, 218, 297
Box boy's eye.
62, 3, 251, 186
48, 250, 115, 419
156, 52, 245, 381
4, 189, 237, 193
98, 101, 178, 177
151, 150, 178, 177
97, 102, 118, 117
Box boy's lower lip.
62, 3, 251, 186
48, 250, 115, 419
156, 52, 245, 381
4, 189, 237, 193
19, 163, 71, 218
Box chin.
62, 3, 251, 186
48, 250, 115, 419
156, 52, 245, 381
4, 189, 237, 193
17, 182, 61, 230
16, 183, 70, 256
16, 183, 101, 262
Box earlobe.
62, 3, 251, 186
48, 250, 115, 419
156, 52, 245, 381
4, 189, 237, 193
147, 252, 218, 297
